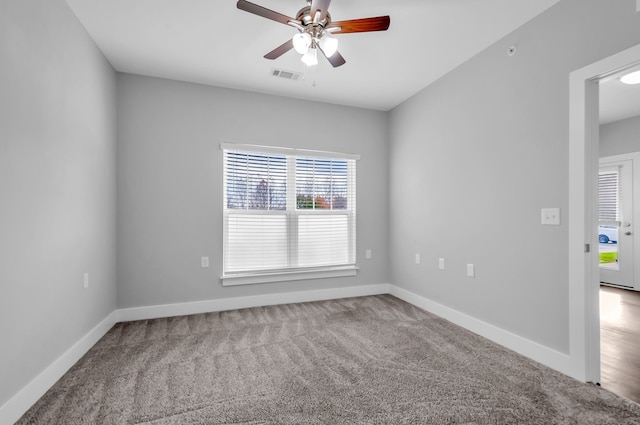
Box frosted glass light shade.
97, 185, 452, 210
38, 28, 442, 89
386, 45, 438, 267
301, 48, 318, 66
319, 35, 338, 57
293, 33, 311, 54
621, 70, 640, 85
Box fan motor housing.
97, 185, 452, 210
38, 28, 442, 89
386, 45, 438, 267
296, 6, 331, 27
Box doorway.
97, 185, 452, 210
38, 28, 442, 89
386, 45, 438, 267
568, 42, 640, 384
596, 66, 640, 400
598, 157, 634, 288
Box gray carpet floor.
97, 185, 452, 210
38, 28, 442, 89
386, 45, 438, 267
16, 295, 640, 424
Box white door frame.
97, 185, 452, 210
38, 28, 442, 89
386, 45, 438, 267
569, 43, 640, 383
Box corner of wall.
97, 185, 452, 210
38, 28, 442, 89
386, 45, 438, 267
0, 312, 119, 425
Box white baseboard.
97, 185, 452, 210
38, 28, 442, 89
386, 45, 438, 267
2, 282, 577, 425
116, 283, 391, 322
0, 311, 119, 425
388, 285, 574, 378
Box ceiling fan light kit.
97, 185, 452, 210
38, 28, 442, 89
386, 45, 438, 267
293, 33, 312, 54
301, 47, 318, 66
319, 34, 338, 57
236, 0, 390, 68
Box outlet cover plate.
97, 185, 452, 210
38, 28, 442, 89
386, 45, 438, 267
466, 264, 475, 278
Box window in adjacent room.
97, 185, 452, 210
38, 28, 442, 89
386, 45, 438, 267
221, 144, 359, 285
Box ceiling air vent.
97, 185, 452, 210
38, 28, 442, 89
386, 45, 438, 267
272, 68, 302, 82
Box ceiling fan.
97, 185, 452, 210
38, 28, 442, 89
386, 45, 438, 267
236, 0, 390, 68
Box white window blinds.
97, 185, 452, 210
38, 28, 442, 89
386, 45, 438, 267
222, 144, 357, 278
599, 168, 620, 222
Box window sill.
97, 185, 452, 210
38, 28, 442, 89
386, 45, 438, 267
221, 266, 359, 286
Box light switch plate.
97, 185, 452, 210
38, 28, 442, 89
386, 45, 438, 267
438, 258, 445, 270
541, 208, 560, 225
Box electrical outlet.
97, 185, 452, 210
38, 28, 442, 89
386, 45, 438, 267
415, 254, 421, 265
365, 249, 372, 259
83, 273, 89, 289
439, 258, 445, 270
201, 256, 210, 268
466, 264, 475, 278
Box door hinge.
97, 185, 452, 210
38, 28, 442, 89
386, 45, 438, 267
585, 243, 591, 253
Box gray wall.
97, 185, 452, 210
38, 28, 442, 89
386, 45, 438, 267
600, 115, 640, 157
0, 0, 117, 408
389, 0, 640, 353
116, 74, 390, 308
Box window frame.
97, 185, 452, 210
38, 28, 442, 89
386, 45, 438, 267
220, 143, 360, 286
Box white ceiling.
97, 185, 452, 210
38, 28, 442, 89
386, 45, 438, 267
600, 66, 640, 125
65, 0, 565, 111
63, 0, 640, 122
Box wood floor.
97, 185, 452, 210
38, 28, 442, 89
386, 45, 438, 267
600, 285, 640, 404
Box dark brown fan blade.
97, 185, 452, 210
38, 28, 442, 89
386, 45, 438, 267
264, 39, 294, 60
310, 0, 332, 22
319, 47, 346, 68
327, 16, 390, 34
237, 0, 297, 25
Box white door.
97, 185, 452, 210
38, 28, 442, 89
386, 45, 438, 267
599, 158, 634, 287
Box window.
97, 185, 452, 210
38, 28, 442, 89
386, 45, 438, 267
222, 144, 358, 285
598, 168, 620, 224
598, 165, 624, 270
